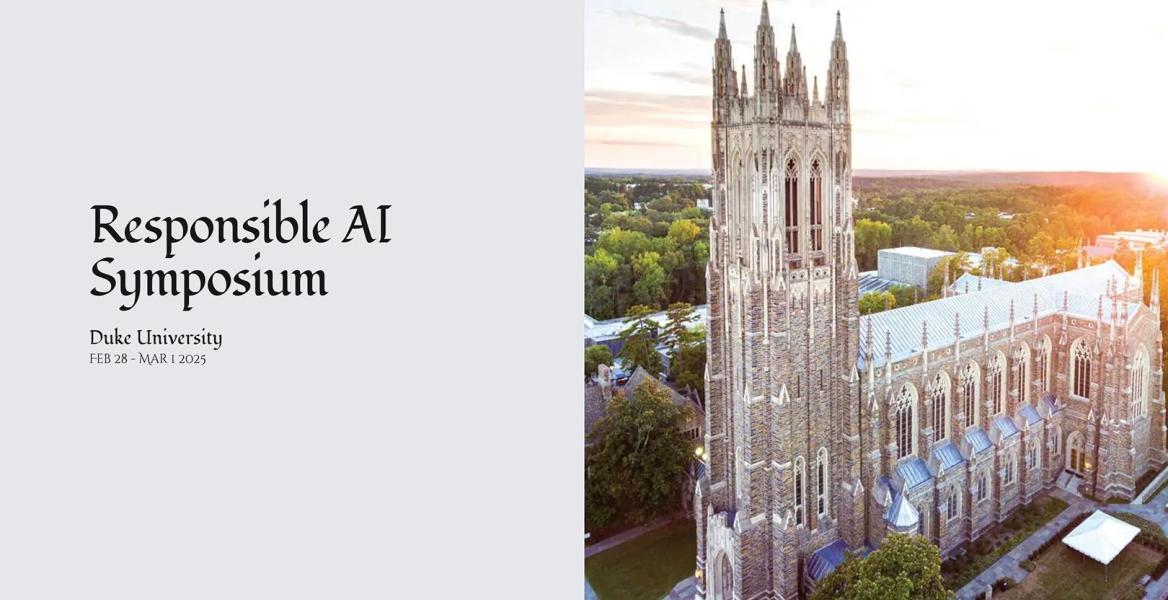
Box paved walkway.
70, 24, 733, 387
661, 577, 697, 600
585, 512, 685, 559
955, 489, 1096, 599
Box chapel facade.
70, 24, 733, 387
694, 5, 1167, 599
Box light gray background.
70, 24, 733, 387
0, 1, 581, 598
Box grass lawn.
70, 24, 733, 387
585, 519, 695, 600
1001, 542, 1158, 600
942, 496, 1069, 590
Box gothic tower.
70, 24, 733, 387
696, 6, 859, 600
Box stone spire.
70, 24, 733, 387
827, 10, 849, 121
835, 9, 843, 39
741, 65, 748, 97
713, 7, 736, 112
784, 24, 805, 99
754, 0, 778, 97
813, 75, 819, 104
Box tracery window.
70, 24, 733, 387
794, 456, 806, 526
988, 354, 1005, 415
1036, 337, 1052, 392
1072, 339, 1092, 399
960, 363, 979, 428
1013, 344, 1030, 406
784, 159, 799, 259
816, 447, 829, 517
893, 385, 916, 459
1004, 455, 1016, 485
976, 473, 987, 502
947, 488, 960, 522
1133, 348, 1149, 419
810, 159, 823, 254
928, 374, 949, 441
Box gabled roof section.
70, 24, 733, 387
962, 426, 994, 456
860, 261, 1136, 367
883, 491, 920, 530
1019, 403, 1043, 427
806, 539, 849, 582
894, 457, 932, 490
993, 414, 1021, 440
932, 440, 966, 472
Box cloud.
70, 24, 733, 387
586, 138, 687, 148
585, 89, 709, 112
653, 70, 710, 86
607, 10, 714, 41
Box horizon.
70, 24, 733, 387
585, 0, 1168, 175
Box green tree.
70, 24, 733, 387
631, 252, 669, 308
931, 225, 959, 252
584, 345, 613, 378
892, 216, 933, 248
855, 219, 892, 271
859, 291, 895, 315
619, 305, 663, 377
585, 378, 693, 528
811, 534, 953, 600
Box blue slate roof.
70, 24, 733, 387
1019, 403, 1043, 427
895, 457, 932, 490
883, 491, 920, 530
993, 414, 1020, 439
964, 426, 994, 455
933, 440, 966, 471
1041, 392, 1060, 414
806, 540, 849, 582
858, 271, 900, 295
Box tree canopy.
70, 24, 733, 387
585, 378, 693, 529
811, 533, 954, 600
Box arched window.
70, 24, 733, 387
961, 362, 979, 428
893, 384, 917, 459
947, 487, 960, 522
928, 373, 949, 441
784, 159, 799, 259
816, 447, 829, 517
1014, 343, 1030, 406
1004, 455, 1016, 485
1067, 431, 1085, 474
809, 159, 823, 255
1028, 443, 1039, 471
719, 553, 733, 600
794, 456, 806, 526
976, 472, 987, 502
1072, 339, 1092, 399
1133, 347, 1149, 420
1036, 336, 1052, 392
987, 353, 1005, 415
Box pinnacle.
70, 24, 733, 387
718, 8, 728, 39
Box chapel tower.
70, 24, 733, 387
696, 6, 861, 599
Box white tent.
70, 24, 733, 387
1062, 510, 1141, 566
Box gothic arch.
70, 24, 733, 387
927, 371, 952, 442
987, 351, 1007, 416
816, 447, 830, 518
711, 550, 734, 600
793, 455, 807, 527
1013, 342, 1031, 407
1036, 335, 1052, 393
960, 361, 981, 428
892, 383, 919, 459
782, 156, 800, 258
1070, 338, 1092, 399
1066, 430, 1086, 474
1132, 345, 1150, 420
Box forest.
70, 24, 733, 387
585, 172, 1168, 319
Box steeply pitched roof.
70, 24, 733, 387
806, 539, 849, 582
932, 440, 966, 472
884, 491, 920, 530
860, 261, 1137, 366
894, 457, 932, 490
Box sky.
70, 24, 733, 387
585, 0, 1168, 173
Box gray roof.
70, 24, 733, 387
584, 305, 709, 342
963, 426, 994, 455
1019, 403, 1043, 427
584, 384, 608, 440
806, 539, 849, 582
895, 457, 932, 490
860, 261, 1138, 366
950, 273, 1011, 295
993, 414, 1020, 439
933, 440, 966, 471
1040, 392, 1060, 414
884, 491, 920, 530
858, 271, 900, 295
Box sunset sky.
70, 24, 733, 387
585, 0, 1168, 173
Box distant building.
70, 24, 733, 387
877, 246, 955, 289
697, 198, 712, 210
